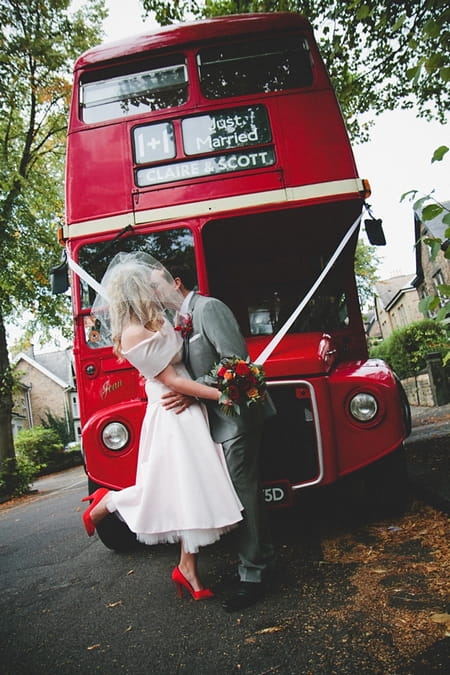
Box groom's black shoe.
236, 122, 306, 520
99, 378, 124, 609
222, 581, 264, 612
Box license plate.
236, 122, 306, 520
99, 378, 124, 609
262, 480, 292, 507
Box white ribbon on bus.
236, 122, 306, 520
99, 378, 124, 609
65, 210, 362, 365
254, 211, 362, 365
66, 253, 110, 301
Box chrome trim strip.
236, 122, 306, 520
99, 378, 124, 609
64, 178, 365, 239
267, 379, 324, 489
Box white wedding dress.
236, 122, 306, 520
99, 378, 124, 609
105, 318, 243, 553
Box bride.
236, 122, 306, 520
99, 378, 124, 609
81, 252, 243, 601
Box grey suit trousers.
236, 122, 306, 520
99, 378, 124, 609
222, 428, 275, 583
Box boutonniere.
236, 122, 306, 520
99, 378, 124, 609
175, 313, 193, 340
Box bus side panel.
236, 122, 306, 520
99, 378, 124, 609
66, 125, 132, 224
327, 360, 408, 476
273, 91, 359, 187
133, 168, 286, 217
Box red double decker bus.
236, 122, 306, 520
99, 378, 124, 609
55, 13, 411, 549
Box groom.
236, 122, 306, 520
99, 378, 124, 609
162, 264, 276, 612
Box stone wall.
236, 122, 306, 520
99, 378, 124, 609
401, 354, 450, 407
401, 373, 435, 407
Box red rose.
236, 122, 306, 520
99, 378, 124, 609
235, 361, 250, 376
227, 385, 240, 401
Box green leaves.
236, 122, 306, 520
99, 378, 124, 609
440, 66, 450, 82
0, 0, 105, 335
423, 236, 444, 260
392, 14, 407, 31
432, 145, 449, 162
423, 18, 441, 39
419, 294, 450, 322
355, 4, 371, 20
422, 203, 446, 221
355, 238, 381, 307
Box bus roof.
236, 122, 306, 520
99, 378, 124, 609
74, 13, 312, 71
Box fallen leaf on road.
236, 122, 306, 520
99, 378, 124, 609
87, 644, 101, 650
431, 613, 450, 627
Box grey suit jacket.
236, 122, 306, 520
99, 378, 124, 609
185, 293, 274, 443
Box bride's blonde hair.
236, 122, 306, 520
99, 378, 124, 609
92, 251, 183, 357
106, 260, 164, 357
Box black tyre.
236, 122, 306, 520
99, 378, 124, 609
394, 375, 412, 437
361, 444, 411, 517
87, 479, 141, 552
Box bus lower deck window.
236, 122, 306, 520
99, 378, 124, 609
198, 36, 313, 99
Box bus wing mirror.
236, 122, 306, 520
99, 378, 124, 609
50, 257, 69, 294
364, 218, 386, 246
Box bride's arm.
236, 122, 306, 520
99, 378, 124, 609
155, 365, 220, 402
121, 324, 220, 402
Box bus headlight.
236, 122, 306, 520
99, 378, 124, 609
349, 392, 378, 422
102, 422, 129, 450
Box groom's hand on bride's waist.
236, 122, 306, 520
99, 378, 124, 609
161, 391, 195, 414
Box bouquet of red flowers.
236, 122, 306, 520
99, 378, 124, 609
210, 356, 267, 416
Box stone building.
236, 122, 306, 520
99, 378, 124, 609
13, 347, 80, 442
412, 200, 450, 315
11, 381, 33, 438
374, 274, 422, 340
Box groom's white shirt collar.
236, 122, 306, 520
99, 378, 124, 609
180, 290, 194, 316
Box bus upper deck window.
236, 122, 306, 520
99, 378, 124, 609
198, 37, 312, 99
80, 56, 188, 123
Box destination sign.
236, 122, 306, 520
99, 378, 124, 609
133, 122, 175, 164
182, 105, 271, 155
136, 148, 276, 187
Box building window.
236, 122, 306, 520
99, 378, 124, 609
397, 303, 407, 326
71, 393, 79, 418
432, 270, 445, 308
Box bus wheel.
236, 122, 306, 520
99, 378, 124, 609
361, 445, 411, 517
87, 480, 141, 552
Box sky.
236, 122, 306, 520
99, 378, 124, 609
99, 0, 449, 279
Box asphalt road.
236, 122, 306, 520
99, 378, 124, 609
1, 438, 449, 675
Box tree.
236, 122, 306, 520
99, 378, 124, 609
0, 0, 106, 487
141, 0, 449, 141
354, 238, 381, 308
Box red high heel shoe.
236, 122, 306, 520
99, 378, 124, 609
81, 488, 109, 536
171, 566, 214, 600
